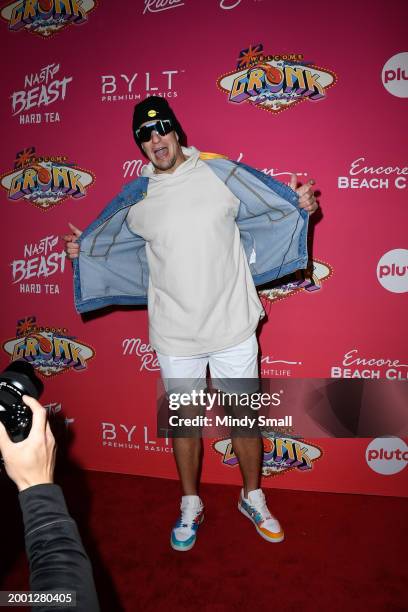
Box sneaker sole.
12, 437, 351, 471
238, 502, 284, 543
170, 514, 204, 552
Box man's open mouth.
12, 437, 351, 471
154, 147, 168, 160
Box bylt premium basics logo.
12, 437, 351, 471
217, 43, 337, 114
3, 317, 94, 377
101, 70, 180, 103
0, 147, 94, 211
1, 0, 96, 38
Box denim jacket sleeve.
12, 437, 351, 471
73, 177, 150, 313
73, 158, 308, 313
204, 158, 309, 286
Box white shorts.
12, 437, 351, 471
156, 333, 259, 394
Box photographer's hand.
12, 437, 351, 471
0, 396, 56, 491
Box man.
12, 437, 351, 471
0, 396, 100, 611
63, 96, 317, 552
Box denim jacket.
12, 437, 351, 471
73, 156, 308, 313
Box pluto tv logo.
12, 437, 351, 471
377, 249, 408, 293
382, 52, 408, 98
366, 438, 408, 475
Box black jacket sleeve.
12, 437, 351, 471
18, 484, 100, 612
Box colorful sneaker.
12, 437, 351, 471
238, 488, 284, 543
170, 495, 204, 551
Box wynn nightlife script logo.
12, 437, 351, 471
3, 317, 95, 377
217, 43, 337, 114
213, 432, 322, 477
1, 0, 96, 37
0, 147, 94, 211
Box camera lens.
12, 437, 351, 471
0, 361, 43, 442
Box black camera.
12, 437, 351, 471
0, 361, 43, 442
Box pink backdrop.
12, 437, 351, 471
1, 0, 407, 497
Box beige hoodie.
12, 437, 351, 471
126, 146, 263, 356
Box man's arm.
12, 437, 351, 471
0, 397, 100, 612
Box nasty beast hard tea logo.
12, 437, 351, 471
3, 317, 95, 377
213, 432, 322, 477
0, 147, 94, 210
217, 43, 337, 114
1, 0, 96, 38
11, 62, 73, 125
11, 234, 66, 296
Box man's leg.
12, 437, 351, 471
173, 433, 202, 495
155, 351, 207, 551
230, 435, 262, 498
210, 334, 284, 543
210, 333, 262, 496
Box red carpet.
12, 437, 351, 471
1, 469, 407, 611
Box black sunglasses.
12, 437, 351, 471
135, 119, 173, 143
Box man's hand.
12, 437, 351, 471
62, 222, 82, 259
0, 396, 56, 492
289, 173, 319, 214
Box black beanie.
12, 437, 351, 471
132, 96, 183, 148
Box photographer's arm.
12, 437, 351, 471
0, 397, 100, 612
